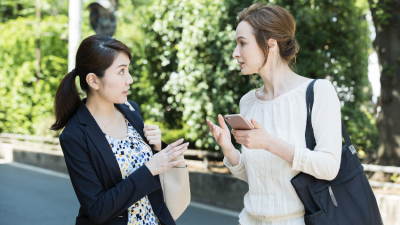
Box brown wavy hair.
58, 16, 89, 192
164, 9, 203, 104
237, 3, 299, 68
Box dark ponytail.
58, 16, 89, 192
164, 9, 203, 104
50, 70, 81, 131
50, 35, 132, 131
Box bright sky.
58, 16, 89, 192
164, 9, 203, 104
367, 10, 380, 104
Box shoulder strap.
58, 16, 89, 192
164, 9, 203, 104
305, 79, 356, 154
305, 80, 317, 150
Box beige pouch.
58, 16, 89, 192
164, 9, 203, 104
159, 154, 190, 221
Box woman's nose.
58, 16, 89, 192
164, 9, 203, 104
126, 74, 133, 85
232, 46, 240, 59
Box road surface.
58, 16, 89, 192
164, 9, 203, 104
0, 162, 238, 225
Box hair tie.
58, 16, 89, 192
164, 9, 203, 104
70, 69, 78, 76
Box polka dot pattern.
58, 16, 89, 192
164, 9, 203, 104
105, 118, 160, 225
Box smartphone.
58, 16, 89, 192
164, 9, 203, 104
223, 114, 254, 130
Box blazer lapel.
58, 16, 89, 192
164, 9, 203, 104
115, 101, 170, 152
115, 103, 151, 148
77, 100, 122, 186
115, 102, 162, 183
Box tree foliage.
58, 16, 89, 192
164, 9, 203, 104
0, 0, 69, 22
132, 0, 254, 150
0, 15, 69, 136
0, 0, 379, 162
136, 0, 378, 157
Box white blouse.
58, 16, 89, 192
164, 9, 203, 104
224, 79, 342, 225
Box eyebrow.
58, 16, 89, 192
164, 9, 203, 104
236, 36, 246, 41
116, 64, 129, 68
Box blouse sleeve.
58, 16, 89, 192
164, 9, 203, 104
222, 92, 253, 182
223, 149, 248, 182
292, 80, 342, 181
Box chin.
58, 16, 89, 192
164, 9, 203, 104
240, 69, 254, 75
116, 97, 128, 104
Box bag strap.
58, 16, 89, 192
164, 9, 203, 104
305, 80, 356, 154
305, 80, 317, 150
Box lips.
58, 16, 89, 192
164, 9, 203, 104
239, 62, 245, 68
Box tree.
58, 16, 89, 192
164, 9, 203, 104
0, 0, 142, 136
138, 0, 378, 155
368, 0, 400, 166
0, 0, 69, 22
0, 0, 379, 159
0, 0, 75, 136
0, 15, 69, 136
135, 0, 256, 150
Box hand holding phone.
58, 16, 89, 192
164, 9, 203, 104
223, 114, 254, 130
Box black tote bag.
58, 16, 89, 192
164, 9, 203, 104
290, 79, 382, 225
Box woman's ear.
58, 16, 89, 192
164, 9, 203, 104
86, 73, 100, 90
268, 38, 278, 51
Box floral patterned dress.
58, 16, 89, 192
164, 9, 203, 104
104, 118, 160, 225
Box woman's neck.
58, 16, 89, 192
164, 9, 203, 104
257, 61, 301, 101
85, 94, 118, 120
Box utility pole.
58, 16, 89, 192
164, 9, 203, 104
68, 0, 82, 71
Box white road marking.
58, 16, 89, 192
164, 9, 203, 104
8, 162, 70, 179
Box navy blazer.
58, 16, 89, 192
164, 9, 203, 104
59, 99, 175, 225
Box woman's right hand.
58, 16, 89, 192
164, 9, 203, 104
145, 139, 189, 176
206, 114, 234, 155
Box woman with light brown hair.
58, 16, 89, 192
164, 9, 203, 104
206, 3, 342, 225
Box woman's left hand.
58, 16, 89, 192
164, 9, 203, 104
232, 118, 271, 150
144, 125, 162, 151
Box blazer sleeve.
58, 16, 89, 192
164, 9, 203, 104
60, 130, 161, 224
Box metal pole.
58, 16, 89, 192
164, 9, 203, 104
68, 0, 82, 71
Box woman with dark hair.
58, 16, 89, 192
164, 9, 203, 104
207, 3, 342, 225
51, 35, 188, 225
